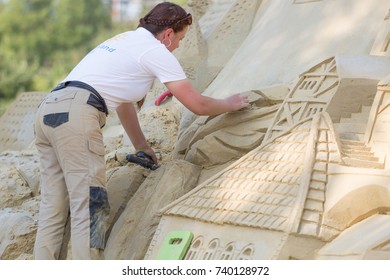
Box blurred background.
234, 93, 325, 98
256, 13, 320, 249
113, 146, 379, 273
0, 0, 188, 115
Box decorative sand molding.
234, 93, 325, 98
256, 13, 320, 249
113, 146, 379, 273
0, 92, 47, 153
146, 55, 390, 260
2, 0, 390, 260
265, 55, 390, 143
147, 109, 390, 260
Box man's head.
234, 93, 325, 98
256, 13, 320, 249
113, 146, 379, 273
138, 2, 192, 34
138, 2, 192, 52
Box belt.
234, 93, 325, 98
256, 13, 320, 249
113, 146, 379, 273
52, 81, 108, 116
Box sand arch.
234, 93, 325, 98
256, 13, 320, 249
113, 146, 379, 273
324, 184, 390, 232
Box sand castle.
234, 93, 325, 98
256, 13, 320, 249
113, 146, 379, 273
1, 0, 390, 260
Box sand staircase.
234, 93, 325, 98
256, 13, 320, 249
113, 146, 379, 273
334, 105, 384, 169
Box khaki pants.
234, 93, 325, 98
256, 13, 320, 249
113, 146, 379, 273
34, 87, 110, 260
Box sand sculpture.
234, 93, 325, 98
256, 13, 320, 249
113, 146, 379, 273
0, 0, 390, 260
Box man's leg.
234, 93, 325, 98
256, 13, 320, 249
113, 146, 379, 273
56, 91, 109, 259
34, 117, 69, 259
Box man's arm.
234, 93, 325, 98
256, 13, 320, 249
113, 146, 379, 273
116, 102, 157, 163
165, 79, 249, 116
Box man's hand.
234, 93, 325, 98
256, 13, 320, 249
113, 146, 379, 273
136, 145, 158, 164
225, 94, 250, 111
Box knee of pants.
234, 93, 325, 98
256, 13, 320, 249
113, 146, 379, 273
89, 186, 110, 249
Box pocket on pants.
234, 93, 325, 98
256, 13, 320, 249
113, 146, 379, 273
45, 91, 77, 104
88, 137, 105, 156
43, 112, 69, 128
89, 186, 110, 249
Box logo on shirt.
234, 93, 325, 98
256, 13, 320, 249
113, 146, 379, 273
97, 44, 116, 53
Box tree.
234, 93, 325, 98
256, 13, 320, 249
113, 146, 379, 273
0, 52, 37, 99
53, 0, 111, 50
0, 0, 111, 99
0, 0, 54, 65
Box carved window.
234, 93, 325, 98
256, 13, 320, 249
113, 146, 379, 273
237, 244, 254, 260
185, 237, 203, 260
203, 239, 219, 260
299, 78, 319, 91
220, 243, 235, 260
305, 105, 324, 118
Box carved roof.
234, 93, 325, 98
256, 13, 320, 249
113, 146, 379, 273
164, 113, 342, 237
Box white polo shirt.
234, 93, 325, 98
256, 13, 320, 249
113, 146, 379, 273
64, 27, 187, 112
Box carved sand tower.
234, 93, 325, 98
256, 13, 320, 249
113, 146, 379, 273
1, 0, 390, 261
316, 75, 390, 260
145, 55, 390, 260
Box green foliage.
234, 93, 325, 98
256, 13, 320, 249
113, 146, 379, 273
0, 0, 54, 64
171, 0, 188, 6
0, 52, 38, 99
53, 0, 111, 50
0, 0, 188, 102
0, 0, 111, 99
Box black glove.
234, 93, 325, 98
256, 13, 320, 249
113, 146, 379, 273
126, 151, 159, 170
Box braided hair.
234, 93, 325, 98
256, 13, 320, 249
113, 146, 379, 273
138, 2, 192, 35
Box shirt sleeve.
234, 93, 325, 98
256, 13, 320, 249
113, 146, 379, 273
139, 46, 187, 83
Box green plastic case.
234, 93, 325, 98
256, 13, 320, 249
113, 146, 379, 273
156, 231, 194, 260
